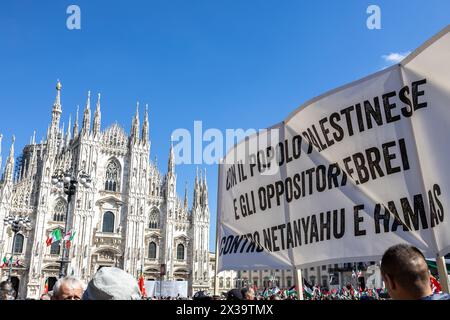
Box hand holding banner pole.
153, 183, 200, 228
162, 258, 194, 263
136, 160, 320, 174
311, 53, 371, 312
436, 255, 450, 293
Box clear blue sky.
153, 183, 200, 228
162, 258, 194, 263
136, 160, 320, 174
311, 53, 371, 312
0, 0, 449, 251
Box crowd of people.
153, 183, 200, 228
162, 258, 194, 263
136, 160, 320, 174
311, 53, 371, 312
0, 244, 449, 300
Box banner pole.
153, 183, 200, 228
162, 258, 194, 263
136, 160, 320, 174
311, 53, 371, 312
213, 162, 222, 297
213, 226, 219, 296
294, 267, 304, 300
436, 255, 450, 293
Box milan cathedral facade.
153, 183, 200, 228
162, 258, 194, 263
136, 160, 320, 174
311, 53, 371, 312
0, 82, 211, 298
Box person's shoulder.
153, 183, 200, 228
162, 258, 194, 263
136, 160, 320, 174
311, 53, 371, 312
421, 293, 450, 300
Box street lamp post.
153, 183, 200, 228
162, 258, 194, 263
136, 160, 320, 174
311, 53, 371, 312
51, 168, 92, 278
3, 215, 32, 282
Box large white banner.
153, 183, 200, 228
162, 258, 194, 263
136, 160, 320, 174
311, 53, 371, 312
217, 26, 450, 272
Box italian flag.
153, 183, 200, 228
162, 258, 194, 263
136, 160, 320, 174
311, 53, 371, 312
46, 229, 62, 246
1, 256, 12, 268
64, 230, 76, 249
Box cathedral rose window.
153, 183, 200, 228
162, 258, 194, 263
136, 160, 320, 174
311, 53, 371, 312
53, 200, 67, 222
148, 209, 159, 229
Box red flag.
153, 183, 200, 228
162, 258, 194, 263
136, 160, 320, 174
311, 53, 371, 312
430, 275, 442, 293
44, 278, 49, 294
138, 273, 147, 298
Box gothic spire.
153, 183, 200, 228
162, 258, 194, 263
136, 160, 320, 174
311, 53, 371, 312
142, 104, 149, 145
184, 182, 189, 209
53, 80, 62, 112
131, 101, 140, 143
195, 166, 199, 187
59, 123, 65, 151
168, 138, 175, 175
193, 166, 199, 208
61, 122, 65, 139
73, 105, 79, 138
203, 168, 208, 207
82, 91, 91, 135
8, 136, 16, 160
50, 80, 62, 139
199, 168, 203, 206
65, 115, 72, 146
93, 93, 101, 136
3, 135, 15, 182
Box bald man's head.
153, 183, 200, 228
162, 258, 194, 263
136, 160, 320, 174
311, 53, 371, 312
381, 244, 431, 299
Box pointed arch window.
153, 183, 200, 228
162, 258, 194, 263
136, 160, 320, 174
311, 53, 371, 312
53, 199, 67, 222
148, 242, 157, 259
104, 159, 121, 192
50, 240, 61, 255
13, 234, 24, 254
177, 244, 185, 260
148, 209, 159, 229
102, 211, 115, 233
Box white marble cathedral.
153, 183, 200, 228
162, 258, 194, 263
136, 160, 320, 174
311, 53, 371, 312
0, 81, 211, 299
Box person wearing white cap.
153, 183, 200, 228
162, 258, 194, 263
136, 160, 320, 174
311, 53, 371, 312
82, 267, 143, 300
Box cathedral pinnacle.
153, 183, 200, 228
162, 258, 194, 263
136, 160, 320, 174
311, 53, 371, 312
142, 104, 149, 145
93, 93, 102, 135
82, 91, 91, 134
10, 135, 15, 158
73, 105, 79, 137
50, 80, 62, 140
131, 101, 140, 142
96, 93, 101, 111
184, 182, 189, 209
66, 115, 72, 146
168, 137, 175, 174
53, 80, 62, 112
3, 135, 15, 182
193, 166, 200, 208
